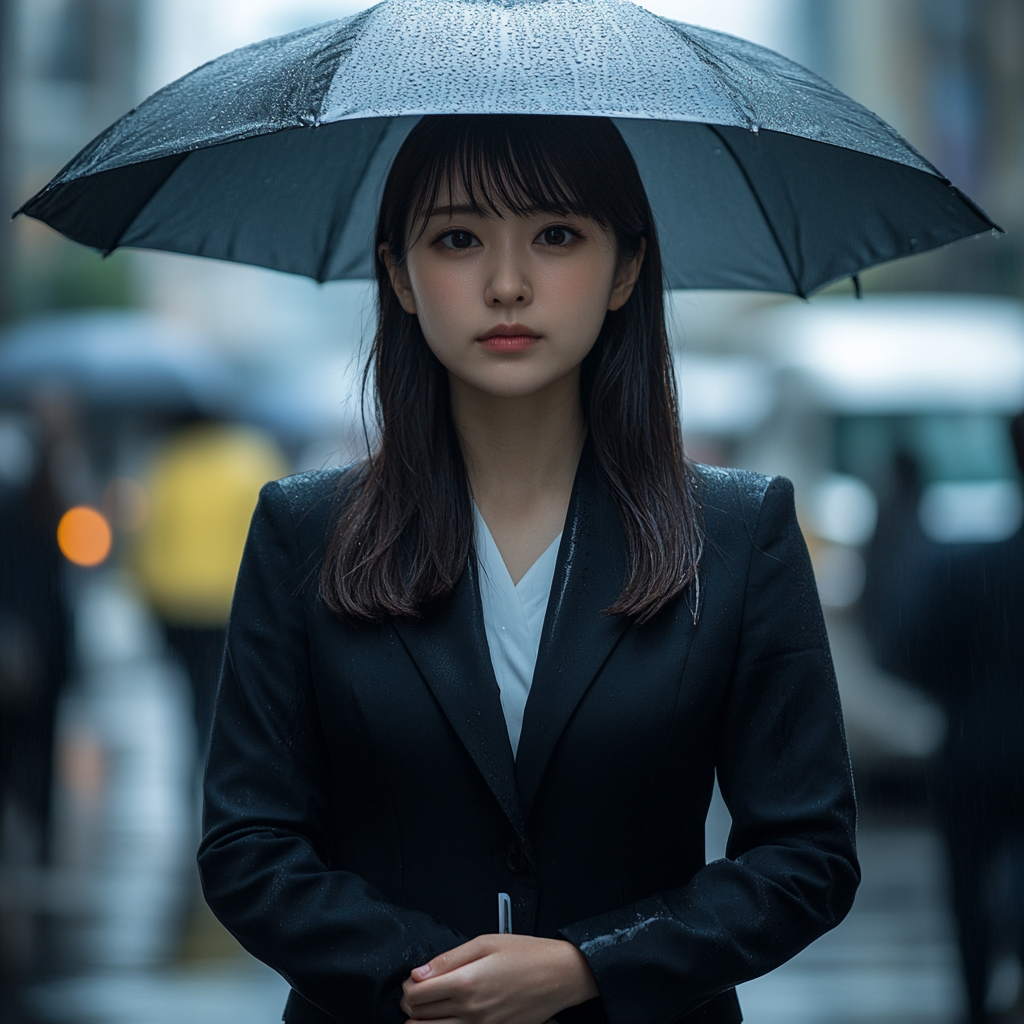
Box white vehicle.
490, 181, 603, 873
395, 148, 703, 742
737, 294, 1024, 766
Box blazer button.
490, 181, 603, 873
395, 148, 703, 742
505, 841, 527, 874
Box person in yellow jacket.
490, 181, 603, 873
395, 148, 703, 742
133, 421, 288, 752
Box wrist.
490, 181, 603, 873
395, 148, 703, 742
553, 939, 599, 1007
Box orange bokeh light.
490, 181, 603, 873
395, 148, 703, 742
57, 506, 113, 567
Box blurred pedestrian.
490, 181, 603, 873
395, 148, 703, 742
862, 447, 928, 680
873, 416, 1024, 1024
0, 410, 72, 977
131, 420, 287, 756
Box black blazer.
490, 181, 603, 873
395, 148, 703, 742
199, 450, 859, 1024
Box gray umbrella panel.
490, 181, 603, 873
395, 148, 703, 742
18, 0, 998, 296
30, 0, 938, 181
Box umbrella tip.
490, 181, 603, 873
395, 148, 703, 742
852, 274, 862, 300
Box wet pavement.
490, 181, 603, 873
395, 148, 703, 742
739, 822, 962, 1024
30, 959, 289, 1024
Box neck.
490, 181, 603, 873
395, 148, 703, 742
450, 368, 585, 507
449, 368, 585, 582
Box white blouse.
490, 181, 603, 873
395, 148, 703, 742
473, 505, 561, 758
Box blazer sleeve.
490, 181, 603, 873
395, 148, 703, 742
558, 475, 860, 1024
198, 480, 464, 1024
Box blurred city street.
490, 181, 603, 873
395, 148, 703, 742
21, 829, 967, 1024
741, 825, 962, 1024
29, 961, 289, 1024
2, 0, 1024, 1022
14, 571, 969, 1024
19, 616, 965, 1024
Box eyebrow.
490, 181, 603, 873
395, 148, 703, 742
423, 204, 490, 219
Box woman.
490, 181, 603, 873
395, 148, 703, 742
199, 114, 859, 1024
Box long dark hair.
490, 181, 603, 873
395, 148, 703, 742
321, 114, 701, 623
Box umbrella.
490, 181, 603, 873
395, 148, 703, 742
0, 311, 238, 412
16, 0, 998, 297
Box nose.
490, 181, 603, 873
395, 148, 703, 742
484, 243, 532, 308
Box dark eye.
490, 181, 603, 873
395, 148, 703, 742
538, 226, 576, 246
440, 230, 478, 250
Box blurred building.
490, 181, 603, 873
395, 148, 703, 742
737, 294, 1024, 776
1, 0, 144, 322
797, 0, 1023, 298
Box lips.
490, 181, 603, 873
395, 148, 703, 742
477, 323, 541, 352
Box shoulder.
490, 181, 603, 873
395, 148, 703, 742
273, 463, 358, 513
691, 462, 792, 527
690, 462, 771, 508
689, 467, 816, 623
688, 464, 801, 579
259, 462, 364, 553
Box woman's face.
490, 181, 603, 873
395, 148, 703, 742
385, 192, 644, 400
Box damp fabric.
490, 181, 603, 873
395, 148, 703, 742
199, 448, 860, 1024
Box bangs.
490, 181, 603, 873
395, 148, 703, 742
393, 115, 646, 251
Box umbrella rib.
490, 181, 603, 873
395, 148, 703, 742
707, 124, 805, 299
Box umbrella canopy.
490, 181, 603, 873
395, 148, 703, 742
0, 312, 237, 412
18, 0, 998, 297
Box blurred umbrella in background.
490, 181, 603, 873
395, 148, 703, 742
241, 356, 368, 472
0, 311, 237, 414
15, 0, 998, 298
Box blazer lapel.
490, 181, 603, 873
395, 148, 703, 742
392, 558, 527, 843
515, 445, 632, 820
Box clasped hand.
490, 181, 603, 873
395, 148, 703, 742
400, 934, 598, 1024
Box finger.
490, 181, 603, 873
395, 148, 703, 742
403, 975, 464, 1011
410, 940, 486, 982
405, 956, 491, 1007
402, 977, 463, 1014
411, 936, 493, 981
401, 996, 460, 1021
403, 975, 458, 1005
400, 991, 458, 1017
